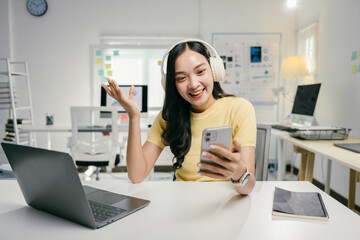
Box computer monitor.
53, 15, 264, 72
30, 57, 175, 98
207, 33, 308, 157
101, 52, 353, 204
290, 83, 321, 126
100, 85, 148, 118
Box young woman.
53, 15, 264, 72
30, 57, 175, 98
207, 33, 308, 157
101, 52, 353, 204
102, 39, 256, 195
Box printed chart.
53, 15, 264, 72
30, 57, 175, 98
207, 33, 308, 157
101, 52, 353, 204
212, 33, 282, 123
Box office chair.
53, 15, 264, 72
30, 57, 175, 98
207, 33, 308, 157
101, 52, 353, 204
254, 124, 271, 181
69, 106, 119, 180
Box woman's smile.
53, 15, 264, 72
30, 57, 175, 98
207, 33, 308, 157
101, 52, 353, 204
189, 88, 205, 98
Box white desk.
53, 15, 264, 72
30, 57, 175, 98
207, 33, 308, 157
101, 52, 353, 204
0, 180, 359, 240
273, 129, 360, 210
20, 123, 150, 149
273, 129, 360, 178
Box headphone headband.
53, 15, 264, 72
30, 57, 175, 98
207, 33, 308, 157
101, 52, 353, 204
161, 39, 225, 90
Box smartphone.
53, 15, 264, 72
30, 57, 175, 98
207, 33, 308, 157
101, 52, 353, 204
200, 126, 233, 170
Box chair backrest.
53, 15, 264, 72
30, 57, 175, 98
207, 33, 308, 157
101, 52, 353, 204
70, 106, 119, 167
255, 124, 271, 181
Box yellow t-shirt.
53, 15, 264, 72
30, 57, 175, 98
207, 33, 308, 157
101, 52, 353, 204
146, 96, 256, 181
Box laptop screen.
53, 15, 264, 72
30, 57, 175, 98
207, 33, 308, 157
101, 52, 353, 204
291, 83, 321, 116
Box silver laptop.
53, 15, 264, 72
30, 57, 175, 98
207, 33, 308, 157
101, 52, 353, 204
1, 142, 150, 229
334, 143, 360, 153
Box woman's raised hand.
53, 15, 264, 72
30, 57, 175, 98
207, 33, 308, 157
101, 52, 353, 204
101, 78, 141, 118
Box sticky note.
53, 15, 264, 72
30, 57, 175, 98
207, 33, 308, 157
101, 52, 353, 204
121, 113, 128, 121
351, 51, 357, 60
96, 50, 102, 56
105, 64, 111, 69
158, 60, 162, 66
106, 56, 111, 61
358, 50, 360, 59
96, 58, 102, 64
114, 51, 119, 56
358, 64, 360, 73
101, 77, 107, 83
98, 69, 104, 76
352, 65, 357, 74
107, 70, 113, 76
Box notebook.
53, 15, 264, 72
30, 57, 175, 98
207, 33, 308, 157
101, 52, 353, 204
1, 142, 150, 229
272, 187, 329, 221
333, 143, 360, 153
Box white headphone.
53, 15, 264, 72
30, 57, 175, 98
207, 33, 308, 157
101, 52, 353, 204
160, 39, 225, 90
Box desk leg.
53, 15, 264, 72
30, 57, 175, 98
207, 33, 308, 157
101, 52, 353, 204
296, 147, 308, 181
295, 147, 314, 183
277, 138, 286, 181
325, 159, 332, 194
304, 152, 315, 182
348, 169, 356, 210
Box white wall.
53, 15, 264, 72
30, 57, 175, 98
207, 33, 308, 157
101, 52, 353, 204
1, 0, 296, 153
0, 0, 12, 164
296, 0, 360, 205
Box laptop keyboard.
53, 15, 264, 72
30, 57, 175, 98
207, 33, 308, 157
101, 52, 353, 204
89, 200, 127, 223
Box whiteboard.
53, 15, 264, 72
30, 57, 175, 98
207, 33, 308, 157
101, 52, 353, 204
212, 33, 282, 123
90, 45, 167, 108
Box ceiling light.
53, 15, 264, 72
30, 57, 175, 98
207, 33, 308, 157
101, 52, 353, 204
287, 0, 297, 8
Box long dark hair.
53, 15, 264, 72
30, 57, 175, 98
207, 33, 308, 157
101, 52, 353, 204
161, 41, 229, 172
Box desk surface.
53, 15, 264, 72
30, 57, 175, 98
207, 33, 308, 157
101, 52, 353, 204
19, 122, 150, 133
0, 180, 358, 240
278, 132, 360, 172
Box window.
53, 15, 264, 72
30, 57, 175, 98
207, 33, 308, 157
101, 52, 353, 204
91, 37, 192, 109
297, 22, 319, 83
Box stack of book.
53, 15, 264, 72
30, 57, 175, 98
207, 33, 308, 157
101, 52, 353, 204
3, 118, 31, 142
0, 82, 16, 109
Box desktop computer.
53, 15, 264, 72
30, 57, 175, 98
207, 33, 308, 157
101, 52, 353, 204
272, 83, 321, 132
100, 85, 148, 118
290, 83, 321, 126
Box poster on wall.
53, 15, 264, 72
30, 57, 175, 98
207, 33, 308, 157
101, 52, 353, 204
212, 33, 281, 123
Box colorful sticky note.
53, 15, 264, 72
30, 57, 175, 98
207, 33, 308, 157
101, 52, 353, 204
96, 58, 102, 64
358, 64, 360, 73
98, 69, 104, 76
158, 60, 162, 66
358, 50, 360, 59
105, 64, 111, 69
121, 113, 128, 121
106, 56, 111, 61
352, 65, 357, 74
351, 51, 357, 60
107, 70, 113, 76
96, 50, 102, 56
101, 77, 107, 83
113, 51, 119, 56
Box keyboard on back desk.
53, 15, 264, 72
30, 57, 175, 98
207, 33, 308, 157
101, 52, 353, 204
271, 124, 299, 132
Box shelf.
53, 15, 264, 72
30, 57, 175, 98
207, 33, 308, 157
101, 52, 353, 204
0, 71, 27, 76
13, 106, 32, 111
1, 58, 35, 146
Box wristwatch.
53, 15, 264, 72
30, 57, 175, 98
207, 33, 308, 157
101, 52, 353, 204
230, 167, 251, 187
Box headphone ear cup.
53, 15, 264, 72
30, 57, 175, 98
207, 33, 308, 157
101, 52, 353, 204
161, 73, 166, 90
209, 57, 225, 82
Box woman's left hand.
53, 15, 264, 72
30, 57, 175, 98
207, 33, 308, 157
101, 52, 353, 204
197, 138, 247, 180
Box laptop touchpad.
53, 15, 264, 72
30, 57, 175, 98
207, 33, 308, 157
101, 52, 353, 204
87, 190, 127, 205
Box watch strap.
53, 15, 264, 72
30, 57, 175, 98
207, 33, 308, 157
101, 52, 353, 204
230, 167, 250, 187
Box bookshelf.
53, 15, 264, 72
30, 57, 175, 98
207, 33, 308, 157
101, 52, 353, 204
0, 58, 36, 146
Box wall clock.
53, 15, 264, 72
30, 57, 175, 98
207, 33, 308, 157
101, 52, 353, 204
27, 0, 48, 17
